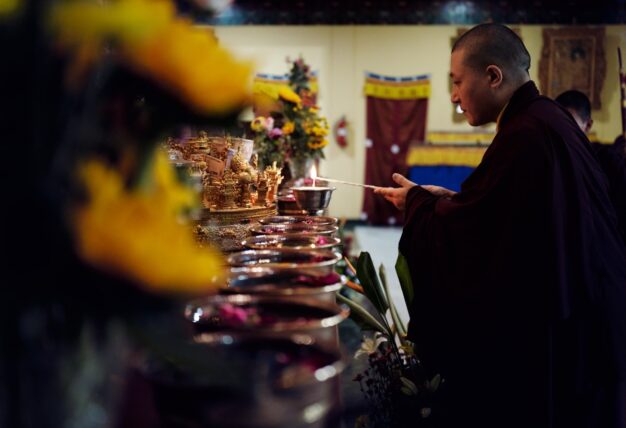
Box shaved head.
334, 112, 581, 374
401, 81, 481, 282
453, 23, 530, 83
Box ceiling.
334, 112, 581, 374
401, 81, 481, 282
183, 0, 626, 25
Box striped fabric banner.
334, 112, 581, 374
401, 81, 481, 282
406, 146, 487, 167
253, 71, 319, 100
363, 72, 431, 100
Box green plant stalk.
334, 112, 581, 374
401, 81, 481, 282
355, 253, 397, 344
379, 264, 407, 341
336, 293, 390, 336
356, 252, 389, 315
395, 252, 414, 308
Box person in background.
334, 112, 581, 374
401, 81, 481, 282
375, 23, 626, 428
556, 89, 626, 242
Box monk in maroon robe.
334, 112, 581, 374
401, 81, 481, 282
376, 24, 626, 428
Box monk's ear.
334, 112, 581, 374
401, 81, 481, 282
485, 65, 503, 88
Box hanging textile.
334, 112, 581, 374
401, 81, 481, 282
362, 72, 430, 226
252, 72, 319, 116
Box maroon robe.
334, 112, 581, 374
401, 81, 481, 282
400, 81, 626, 428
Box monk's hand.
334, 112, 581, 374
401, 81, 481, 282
373, 173, 417, 211
420, 184, 457, 198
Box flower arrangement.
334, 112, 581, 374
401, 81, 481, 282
252, 57, 329, 168
251, 115, 288, 168
1, 1, 253, 425
338, 252, 441, 427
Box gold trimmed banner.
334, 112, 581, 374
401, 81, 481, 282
406, 146, 487, 167
253, 72, 319, 100
426, 131, 494, 145
364, 72, 430, 100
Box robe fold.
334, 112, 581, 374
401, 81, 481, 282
400, 81, 626, 428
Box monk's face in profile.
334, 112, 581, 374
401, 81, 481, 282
450, 48, 503, 126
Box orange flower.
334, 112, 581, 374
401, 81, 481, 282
282, 121, 295, 135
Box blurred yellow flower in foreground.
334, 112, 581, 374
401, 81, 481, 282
0, 0, 21, 17
49, 0, 170, 82
278, 87, 302, 105
49, 0, 252, 115
126, 18, 252, 115
72, 151, 225, 295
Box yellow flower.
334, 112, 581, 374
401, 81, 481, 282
307, 139, 328, 150
49, 0, 252, 115
278, 87, 302, 105
282, 121, 295, 135
48, 0, 171, 82
0, 0, 21, 17
251, 117, 266, 132
151, 150, 197, 213
125, 18, 252, 115
310, 126, 329, 137
72, 152, 225, 295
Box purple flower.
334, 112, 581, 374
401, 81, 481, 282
269, 128, 283, 139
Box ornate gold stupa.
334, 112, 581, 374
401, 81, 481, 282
166, 133, 282, 251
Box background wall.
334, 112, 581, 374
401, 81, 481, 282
213, 25, 626, 219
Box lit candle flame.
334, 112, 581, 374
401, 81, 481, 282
310, 164, 317, 187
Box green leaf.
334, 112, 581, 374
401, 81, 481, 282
379, 264, 407, 338
401, 386, 415, 396
399, 376, 418, 395
395, 252, 414, 308
356, 252, 389, 316
428, 374, 441, 392
336, 293, 389, 335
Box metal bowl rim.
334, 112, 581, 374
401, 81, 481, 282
227, 248, 342, 268
185, 293, 350, 330
241, 234, 341, 250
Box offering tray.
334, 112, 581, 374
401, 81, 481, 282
259, 215, 338, 226
194, 206, 277, 253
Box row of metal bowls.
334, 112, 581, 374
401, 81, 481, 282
175, 215, 347, 427
246, 215, 340, 251
187, 215, 346, 347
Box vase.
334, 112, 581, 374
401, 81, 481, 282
288, 157, 315, 181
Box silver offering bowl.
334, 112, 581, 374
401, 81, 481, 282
291, 186, 336, 216
143, 331, 345, 428
185, 293, 349, 352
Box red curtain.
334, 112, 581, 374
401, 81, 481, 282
362, 97, 428, 225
